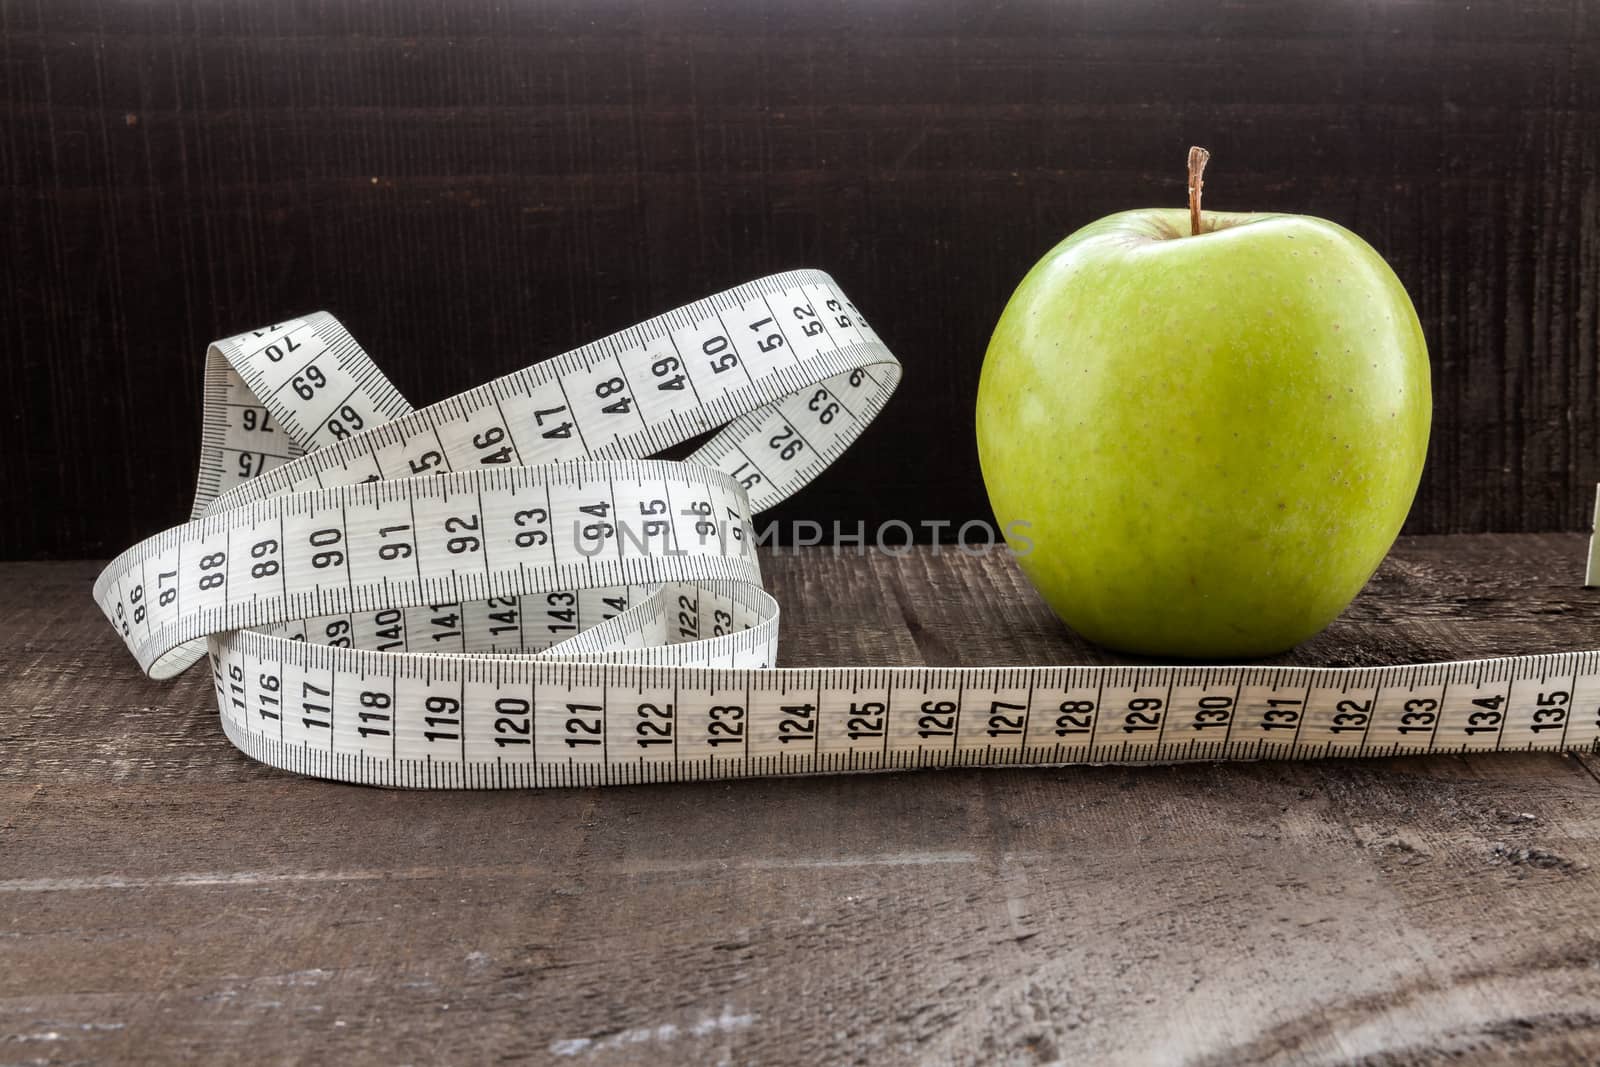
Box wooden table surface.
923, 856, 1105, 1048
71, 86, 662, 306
5, 536, 1600, 1065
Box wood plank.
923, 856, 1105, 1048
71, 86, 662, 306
4, 538, 1600, 1063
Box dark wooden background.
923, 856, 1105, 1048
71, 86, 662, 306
3, 0, 1598, 559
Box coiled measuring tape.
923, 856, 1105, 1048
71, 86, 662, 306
95, 269, 1600, 788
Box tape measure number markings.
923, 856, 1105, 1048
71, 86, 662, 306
94, 270, 1600, 787
211, 642, 1600, 788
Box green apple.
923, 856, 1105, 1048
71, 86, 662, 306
975, 152, 1431, 658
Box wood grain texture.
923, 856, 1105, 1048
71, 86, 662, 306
3, 0, 1599, 558
5, 537, 1600, 1064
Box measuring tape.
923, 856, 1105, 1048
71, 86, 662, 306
94, 269, 1600, 788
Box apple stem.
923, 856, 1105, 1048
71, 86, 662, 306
1188, 146, 1210, 236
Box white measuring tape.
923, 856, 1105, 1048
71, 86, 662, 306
95, 269, 1600, 788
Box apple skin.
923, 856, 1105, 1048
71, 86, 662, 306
976, 208, 1431, 658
